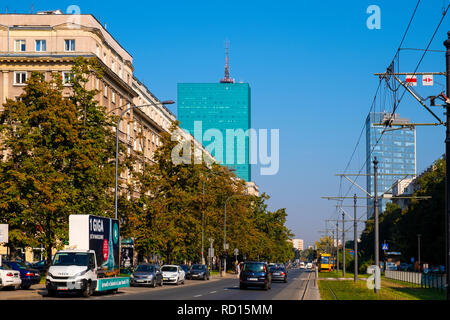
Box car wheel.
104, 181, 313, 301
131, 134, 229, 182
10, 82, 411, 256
151, 279, 156, 288
203, 274, 207, 281
21, 284, 31, 290
176, 277, 180, 285
82, 281, 92, 298
284, 277, 287, 283
239, 283, 246, 290
182, 279, 185, 285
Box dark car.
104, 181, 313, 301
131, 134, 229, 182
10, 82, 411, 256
189, 264, 210, 280
180, 264, 190, 279
269, 265, 287, 283
31, 260, 50, 274
239, 261, 271, 290
130, 264, 163, 287
3, 261, 40, 289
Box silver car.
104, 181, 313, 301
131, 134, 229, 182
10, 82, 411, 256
130, 264, 163, 287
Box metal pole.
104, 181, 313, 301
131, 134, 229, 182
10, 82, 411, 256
202, 180, 205, 265
373, 156, 380, 293
223, 197, 228, 277
336, 221, 339, 273
354, 194, 358, 281
444, 30, 450, 300
342, 211, 345, 277
418, 234, 421, 270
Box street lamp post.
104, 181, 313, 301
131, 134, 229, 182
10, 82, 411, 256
201, 172, 214, 265
223, 194, 250, 276
114, 100, 174, 220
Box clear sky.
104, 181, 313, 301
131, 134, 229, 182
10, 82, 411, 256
5, 0, 450, 247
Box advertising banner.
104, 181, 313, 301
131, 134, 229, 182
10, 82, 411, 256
88, 216, 120, 276
0, 224, 8, 243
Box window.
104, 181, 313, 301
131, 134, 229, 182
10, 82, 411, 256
111, 90, 116, 103
64, 39, 75, 51
35, 40, 46, 52
95, 78, 100, 90
14, 71, 27, 85
62, 72, 74, 85
14, 40, 26, 52
104, 84, 108, 98
96, 44, 100, 56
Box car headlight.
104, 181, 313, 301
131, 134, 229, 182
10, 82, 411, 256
70, 269, 87, 279
147, 274, 153, 279
130, 274, 134, 278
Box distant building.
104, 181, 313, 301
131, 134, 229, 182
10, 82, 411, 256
290, 239, 304, 251
392, 177, 416, 210
177, 44, 251, 182
366, 112, 416, 218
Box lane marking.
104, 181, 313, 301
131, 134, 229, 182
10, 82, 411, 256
193, 294, 202, 297
209, 291, 217, 294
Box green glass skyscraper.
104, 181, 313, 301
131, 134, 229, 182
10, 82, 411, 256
177, 46, 251, 181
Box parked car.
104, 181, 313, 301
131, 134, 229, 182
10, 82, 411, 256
130, 264, 163, 287
269, 265, 287, 283
306, 262, 313, 269
2, 261, 40, 289
299, 262, 305, 269
386, 262, 398, 271
31, 260, 49, 274
0, 265, 21, 290
239, 261, 271, 290
189, 264, 210, 280
161, 265, 185, 285
180, 264, 190, 280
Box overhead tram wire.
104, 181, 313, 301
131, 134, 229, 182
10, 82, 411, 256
337, 0, 422, 201
384, 3, 450, 132
338, 1, 449, 202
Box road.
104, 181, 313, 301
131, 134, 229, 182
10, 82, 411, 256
105, 268, 314, 300
0, 268, 319, 300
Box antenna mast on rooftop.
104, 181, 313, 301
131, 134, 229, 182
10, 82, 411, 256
220, 40, 235, 83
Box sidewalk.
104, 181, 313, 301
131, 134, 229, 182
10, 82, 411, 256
0, 284, 46, 300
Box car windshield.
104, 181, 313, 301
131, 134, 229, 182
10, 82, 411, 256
162, 266, 178, 272
52, 253, 89, 266
321, 256, 329, 264
191, 265, 206, 270
243, 263, 265, 272
135, 265, 155, 272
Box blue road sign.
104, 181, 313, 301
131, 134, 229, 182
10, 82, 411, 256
382, 243, 389, 251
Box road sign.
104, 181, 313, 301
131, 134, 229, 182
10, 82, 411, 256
208, 248, 214, 257
422, 74, 433, 86
224, 243, 229, 250
234, 248, 239, 256
381, 243, 388, 251
0, 224, 8, 243
405, 74, 417, 86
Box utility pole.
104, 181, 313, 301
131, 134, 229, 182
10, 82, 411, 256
336, 221, 339, 273
444, 30, 450, 301
354, 194, 358, 282
373, 157, 380, 293
417, 234, 421, 270
342, 211, 345, 277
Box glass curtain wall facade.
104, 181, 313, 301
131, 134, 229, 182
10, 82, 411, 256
177, 83, 251, 181
366, 112, 416, 218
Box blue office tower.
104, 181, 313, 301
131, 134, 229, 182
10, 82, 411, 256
366, 112, 416, 218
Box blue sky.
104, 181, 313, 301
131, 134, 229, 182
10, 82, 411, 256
6, 0, 450, 247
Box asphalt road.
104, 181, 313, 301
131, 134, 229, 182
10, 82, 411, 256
102, 268, 312, 300
0, 268, 314, 300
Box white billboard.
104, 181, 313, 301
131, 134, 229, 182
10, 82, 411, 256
0, 224, 8, 243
